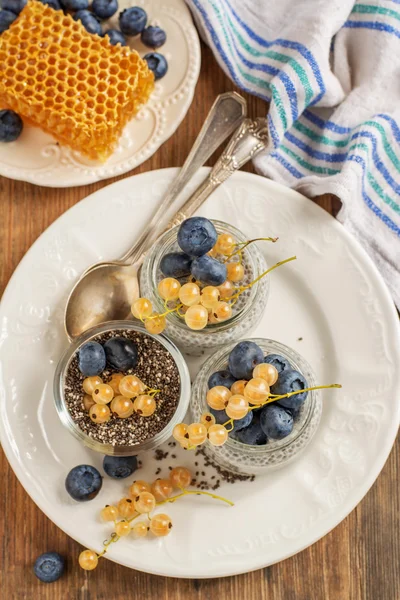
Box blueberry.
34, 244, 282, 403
73, 10, 102, 36
209, 407, 253, 432
33, 552, 65, 583
264, 353, 291, 375
104, 336, 138, 371
141, 25, 166, 48
177, 217, 217, 257
160, 252, 192, 278
271, 369, 308, 410
38, 0, 62, 9
119, 6, 147, 36
78, 341, 106, 376
143, 52, 168, 80
105, 28, 126, 45
228, 341, 264, 380
234, 414, 267, 445
1, 0, 26, 14
0, 110, 23, 142
62, 0, 88, 10
208, 369, 236, 389
92, 0, 118, 20
260, 404, 293, 440
0, 9, 16, 34
103, 455, 138, 479
65, 465, 102, 501
191, 256, 227, 286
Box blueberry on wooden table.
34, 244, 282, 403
33, 552, 65, 583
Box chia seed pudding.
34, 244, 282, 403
140, 220, 270, 355
54, 323, 191, 455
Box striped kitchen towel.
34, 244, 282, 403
186, 0, 400, 308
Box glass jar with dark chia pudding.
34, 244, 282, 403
191, 339, 322, 475
54, 322, 190, 455
139, 220, 269, 356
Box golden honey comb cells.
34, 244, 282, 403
0, 1, 154, 160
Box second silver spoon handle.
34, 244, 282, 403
119, 92, 246, 264
164, 117, 269, 230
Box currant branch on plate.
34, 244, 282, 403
78, 466, 233, 571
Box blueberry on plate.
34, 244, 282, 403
73, 10, 102, 36
260, 404, 293, 440
160, 252, 192, 278
177, 217, 217, 257
1, 0, 26, 14
0, 109, 23, 143
103, 455, 138, 479
210, 407, 253, 432
141, 25, 166, 48
92, 0, 118, 20
65, 465, 102, 501
33, 552, 65, 583
119, 6, 147, 36
143, 52, 168, 80
78, 341, 106, 376
104, 336, 138, 371
228, 341, 264, 380
208, 369, 236, 390
264, 353, 291, 375
0, 10, 17, 34
191, 255, 227, 286
234, 413, 267, 445
62, 0, 88, 10
271, 369, 308, 410
38, 0, 62, 9
105, 28, 126, 46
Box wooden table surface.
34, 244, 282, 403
0, 42, 399, 600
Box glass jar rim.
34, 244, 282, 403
53, 321, 191, 456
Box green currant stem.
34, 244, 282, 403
157, 489, 234, 507
222, 383, 342, 429
96, 513, 141, 560
147, 304, 183, 320
223, 237, 279, 263
229, 256, 297, 304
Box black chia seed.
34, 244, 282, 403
64, 330, 180, 447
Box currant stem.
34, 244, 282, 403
147, 304, 183, 320
157, 488, 234, 507
229, 256, 297, 303
224, 237, 279, 263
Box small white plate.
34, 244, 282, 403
0, 0, 200, 187
0, 169, 399, 578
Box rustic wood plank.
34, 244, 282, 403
0, 41, 398, 600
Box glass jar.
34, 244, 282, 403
54, 321, 190, 456
191, 338, 322, 475
140, 220, 269, 355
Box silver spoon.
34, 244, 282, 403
65, 117, 269, 341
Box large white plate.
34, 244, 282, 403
0, 169, 399, 578
0, 0, 200, 187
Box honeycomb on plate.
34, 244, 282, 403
0, 1, 154, 161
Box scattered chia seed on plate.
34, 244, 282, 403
64, 330, 180, 447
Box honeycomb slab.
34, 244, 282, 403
0, 1, 154, 161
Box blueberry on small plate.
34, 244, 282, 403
104, 336, 138, 371
271, 369, 308, 410
0, 9, 16, 34
62, 0, 88, 11
103, 455, 138, 479
65, 465, 102, 501
33, 552, 65, 583
78, 341, 106, 376
208, 369, 236, 390
1, 0, 26, 14
260, 404, 293, 440
38, 0, 62, 9
141, 25, 166, 48
0, 109, 23, 143
73, 10, 103, 36
160, 252, 192, 278
177, 217, 217, 257
119, 6, 147, 36
92, 0, 118, 20
228, 341, 264, 380
191, 255, 227, 286
143, 52, 168, 80
105, 28, 126, 46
